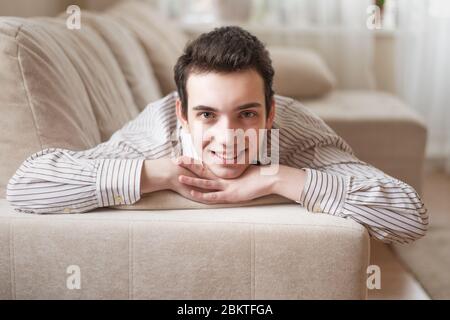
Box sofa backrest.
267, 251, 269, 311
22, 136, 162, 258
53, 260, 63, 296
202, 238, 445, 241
34, 17, 141, 141
107, 0, 189, 95
0, 17, 104, 198
81, 12, 162, 111
0, 2, 178, 198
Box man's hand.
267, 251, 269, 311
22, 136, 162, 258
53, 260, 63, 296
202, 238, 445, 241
140, 158, 212, 200
175, 156, 278, 204
141, 156, 307, 205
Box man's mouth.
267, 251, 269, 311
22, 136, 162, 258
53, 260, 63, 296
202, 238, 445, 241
209, 149, 247, 163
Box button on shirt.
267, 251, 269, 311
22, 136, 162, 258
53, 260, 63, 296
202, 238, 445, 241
6, 91, 429, 244
313, 203, 322, 213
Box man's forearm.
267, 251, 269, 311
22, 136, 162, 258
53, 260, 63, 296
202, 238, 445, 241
140, 159, 172, 194
7, 148, 144, 214
271, 165, 307, 203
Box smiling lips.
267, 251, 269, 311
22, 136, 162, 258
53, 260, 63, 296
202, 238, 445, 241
209, 149, 247, 163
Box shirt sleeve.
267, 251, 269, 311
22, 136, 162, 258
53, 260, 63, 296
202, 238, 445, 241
295, 144, 429, 245
6, 141, 145, 215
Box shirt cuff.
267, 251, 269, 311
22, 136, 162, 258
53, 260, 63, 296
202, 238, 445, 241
298, 168, 349, 215
95, 158, 145, 207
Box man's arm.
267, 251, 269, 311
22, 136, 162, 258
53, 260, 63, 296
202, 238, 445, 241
272, 145, 429, 245
6, 142, 146, 214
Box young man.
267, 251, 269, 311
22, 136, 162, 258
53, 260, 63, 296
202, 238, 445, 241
7, 26, 428, 245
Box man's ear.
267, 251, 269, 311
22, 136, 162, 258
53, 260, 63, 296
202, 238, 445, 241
266, 98, 276, 129
175, 99, 189, 132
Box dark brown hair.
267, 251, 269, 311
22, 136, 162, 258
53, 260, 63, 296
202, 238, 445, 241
174, 26, 275, 119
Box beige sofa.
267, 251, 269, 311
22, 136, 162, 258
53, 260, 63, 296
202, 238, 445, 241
0, 1, 426, 299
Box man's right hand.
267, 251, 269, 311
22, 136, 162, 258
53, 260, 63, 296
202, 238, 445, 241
140, 158, 216, 200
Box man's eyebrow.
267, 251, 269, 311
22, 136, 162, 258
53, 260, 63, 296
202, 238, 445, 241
192, 102, 262, 112
192, 105, 218, 112
236, 102, 262, 110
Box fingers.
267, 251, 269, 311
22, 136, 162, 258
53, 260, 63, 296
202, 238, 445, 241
174, 156, 227, 204
178, 175, 222, 190
190, 189, 227, 203
175, 156, 212, 178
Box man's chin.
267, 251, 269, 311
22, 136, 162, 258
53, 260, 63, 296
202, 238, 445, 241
206, 163, 250, 179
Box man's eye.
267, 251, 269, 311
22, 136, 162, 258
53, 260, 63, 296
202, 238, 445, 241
199, 112, 215, 119
240, 111, 257, 118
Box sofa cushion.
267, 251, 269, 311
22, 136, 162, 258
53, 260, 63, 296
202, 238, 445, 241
81, 12, 162, 110
36, 17, 140, 141
107, 1, 189, 95
0, 199, 369, 299
0, 17, 102, 198
270, 46, 336, 99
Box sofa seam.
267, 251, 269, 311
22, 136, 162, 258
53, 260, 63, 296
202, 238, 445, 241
15, 25, 43, 150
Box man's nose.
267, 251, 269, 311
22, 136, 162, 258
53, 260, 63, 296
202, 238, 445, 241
209, 119, 237, 149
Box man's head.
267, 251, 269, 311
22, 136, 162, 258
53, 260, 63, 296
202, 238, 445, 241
174, 26, 276, 179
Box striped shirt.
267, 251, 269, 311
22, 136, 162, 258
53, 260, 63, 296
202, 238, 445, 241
6, 91, 428, 244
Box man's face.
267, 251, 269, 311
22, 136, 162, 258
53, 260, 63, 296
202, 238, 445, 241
176, 69, 275, 179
